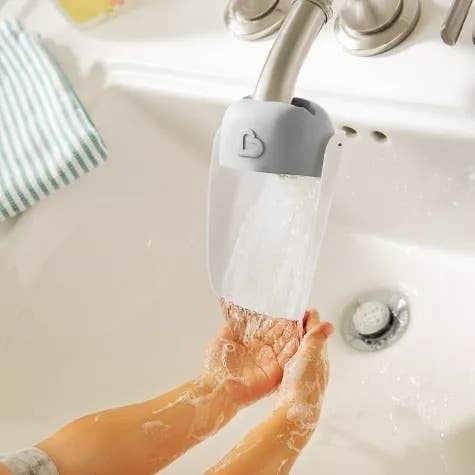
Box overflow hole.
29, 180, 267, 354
371, 131, 388, 143
341, 126, 357, 137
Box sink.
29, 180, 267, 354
0, 69, 473, 473
0, 85, 224, 453
0, 1, 474, 474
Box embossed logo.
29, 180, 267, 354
238, 129, 265, 159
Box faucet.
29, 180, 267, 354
441, 0, 473, 45
226, 0, 421, 57
254, 0, 332, 102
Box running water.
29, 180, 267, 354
220, 298, 275, 324
221, 174, 321, 319
219, 298, 301, 345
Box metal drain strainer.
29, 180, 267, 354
342, 290, 410, 352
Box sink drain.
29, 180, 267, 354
342, 290, 410, 352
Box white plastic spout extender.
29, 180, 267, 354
207, 0, 342, 320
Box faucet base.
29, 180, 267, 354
334, 0, 420, 56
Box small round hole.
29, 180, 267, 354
341, 126, 357, 137
371, 131, 388, 143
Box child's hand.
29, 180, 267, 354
205, 309, 333, 475
202, 301, 301, 406
276, 309, 333, 435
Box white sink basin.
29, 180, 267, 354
0, 73, 474, 474
1, 1, 474, 474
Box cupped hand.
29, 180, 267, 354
276, 309, 333, 430
202, 300, 301, 406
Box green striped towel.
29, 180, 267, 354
0, 19, 107, 220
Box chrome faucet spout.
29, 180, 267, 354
253, 0, 332, 103
441, 0, 473, 45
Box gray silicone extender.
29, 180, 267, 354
217, 97, 334, 178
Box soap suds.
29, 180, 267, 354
276, 458, 289, 474
151, 379, 233, 444
151, 391, 192, 415
287, 404, 318, 427
142, 420, 171, 435
210, 439, 263, 472
287, 430, 305, 453
276, 345, 327, 408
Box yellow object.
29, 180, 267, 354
56, 0, 117, 24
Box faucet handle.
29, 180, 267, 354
339, 0, 402, 35
441, 0, 473, 45
225, 0, 292, 40
230, 0, 278, 22
334, 0, 421, 56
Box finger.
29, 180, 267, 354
301, 309, 310, 329
302, 321, 334, 353
277, 336, 299, 368
306, 321, 334, 339
278, 322, 298, 349
304, 309, 321, 334
288, 325, 331, 402
298, 319, 305, 342
264, 318, 287, 345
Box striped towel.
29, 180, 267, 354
0, 19, 107, 220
